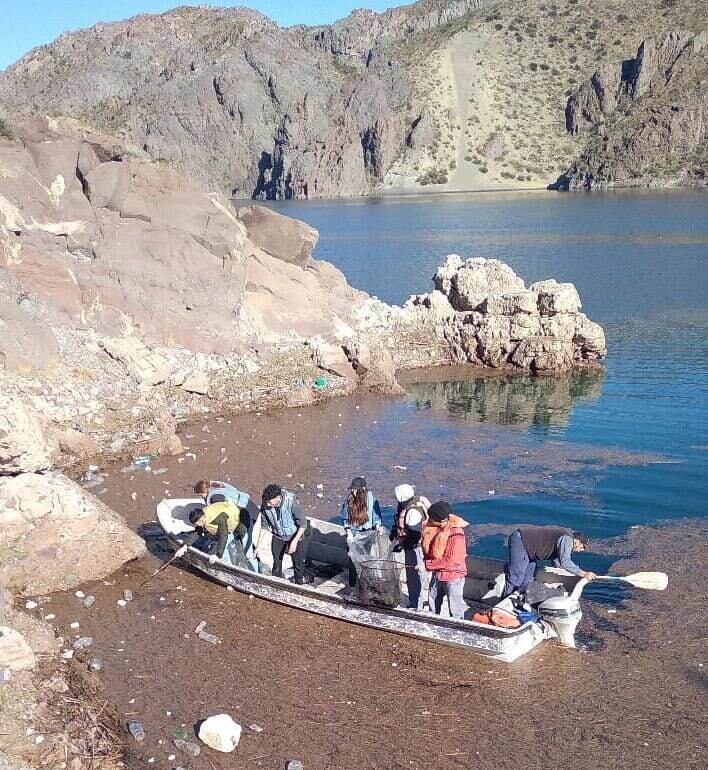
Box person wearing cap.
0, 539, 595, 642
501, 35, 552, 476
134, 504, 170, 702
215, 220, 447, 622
257, 483, 314, 584
502, 525, 596, 599
391, 484, 431, 611
422, 501, 469, 619
341, 477, 383, 534
341, 476, 383, 586
194, 479, 260, 570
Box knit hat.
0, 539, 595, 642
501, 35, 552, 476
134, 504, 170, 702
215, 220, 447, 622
427, 501, 454, 523
394, 484, 415, 503
350, 476, 367, 490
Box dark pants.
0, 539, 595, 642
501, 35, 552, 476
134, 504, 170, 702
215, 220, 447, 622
503, 530, 536, 597
271, 526, 312, 580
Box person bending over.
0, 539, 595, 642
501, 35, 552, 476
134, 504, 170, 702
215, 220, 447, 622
502, 525, 597, 599
258, 484, 313, 585
194, 479, 260, 569
188, 499, 246, 568
422, 501, 469, 620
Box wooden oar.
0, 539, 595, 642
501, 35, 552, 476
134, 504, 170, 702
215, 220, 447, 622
139, 546, 187, 587
595, 572, 668, 590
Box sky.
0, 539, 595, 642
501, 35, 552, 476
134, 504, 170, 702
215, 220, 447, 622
0, 0, 413, 70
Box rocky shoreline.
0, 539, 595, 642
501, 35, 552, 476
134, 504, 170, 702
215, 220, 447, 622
1, 119, 607, 770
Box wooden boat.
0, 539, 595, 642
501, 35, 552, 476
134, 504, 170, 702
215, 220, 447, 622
156, 498, 587, 662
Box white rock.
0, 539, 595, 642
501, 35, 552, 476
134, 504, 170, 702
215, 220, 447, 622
198, 714, 242, 753
25, 600, 38, 609
0, 626, 36, 671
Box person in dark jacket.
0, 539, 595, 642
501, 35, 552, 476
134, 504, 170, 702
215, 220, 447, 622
502, 525, 597, 598
257, 484, 314, 584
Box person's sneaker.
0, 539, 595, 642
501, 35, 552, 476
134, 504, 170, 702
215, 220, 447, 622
291, 574, 315, 585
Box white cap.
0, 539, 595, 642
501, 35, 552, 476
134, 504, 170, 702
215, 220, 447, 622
394, 484, 415, 503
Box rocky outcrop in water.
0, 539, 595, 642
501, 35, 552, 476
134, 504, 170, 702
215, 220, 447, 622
365, 256, 606, 373
556, 30, 708, 190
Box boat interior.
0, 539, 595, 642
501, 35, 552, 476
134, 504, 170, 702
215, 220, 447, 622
158, 499, 580, 620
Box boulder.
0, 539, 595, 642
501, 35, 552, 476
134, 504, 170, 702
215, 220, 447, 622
0, 626, 35, 671
531, 280, 582, 314
0, 396, 54, 475
0, 471, 145, 595
449, 258, 525, 312
84, 161, 131, 211
237, 205, 318, 267
180, 371, 211, 395
198, 714, 242, 753
392, 255, 606, 372
100, 336, 171, 386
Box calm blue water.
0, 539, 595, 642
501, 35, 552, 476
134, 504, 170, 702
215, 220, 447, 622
265, 189, 708, 567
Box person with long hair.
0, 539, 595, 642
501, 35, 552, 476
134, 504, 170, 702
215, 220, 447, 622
341, 477, 382, 586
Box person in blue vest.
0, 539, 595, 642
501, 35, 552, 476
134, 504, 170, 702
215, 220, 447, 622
341, 476, 383, 586
194, 479, 259, 570
258, 483, 314, 584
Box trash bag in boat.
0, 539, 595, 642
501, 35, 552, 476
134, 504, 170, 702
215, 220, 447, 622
357, 559, 403, 609
347, 529, 389, 573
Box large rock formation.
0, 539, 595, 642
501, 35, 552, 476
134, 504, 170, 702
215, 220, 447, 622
370, 256, 606, 373
556, 29, 707, 190
0, 119, 605, 464
0, 471, 146, 595
0, 1, 703, 198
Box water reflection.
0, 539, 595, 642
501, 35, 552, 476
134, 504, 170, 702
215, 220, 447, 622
404, 369, 604, 430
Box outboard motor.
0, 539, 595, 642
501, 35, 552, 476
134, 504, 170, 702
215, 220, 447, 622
538, 579, 587, 648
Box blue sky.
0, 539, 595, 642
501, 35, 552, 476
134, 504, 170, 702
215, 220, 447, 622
0, 1, 413, 70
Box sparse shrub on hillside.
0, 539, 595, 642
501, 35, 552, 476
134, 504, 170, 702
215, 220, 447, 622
0, 117, 12, 139
530, 63, 539, 72
418, 168, 449, 185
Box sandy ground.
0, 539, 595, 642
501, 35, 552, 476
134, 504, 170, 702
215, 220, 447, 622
19, 389, 704, 770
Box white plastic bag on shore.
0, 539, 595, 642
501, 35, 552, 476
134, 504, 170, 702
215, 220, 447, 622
198, 714, 242, 752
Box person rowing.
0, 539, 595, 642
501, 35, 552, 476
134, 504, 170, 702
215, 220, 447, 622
502, 525, 597, 599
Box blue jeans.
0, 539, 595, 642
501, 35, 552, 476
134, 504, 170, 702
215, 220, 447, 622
503, 530, 536, 597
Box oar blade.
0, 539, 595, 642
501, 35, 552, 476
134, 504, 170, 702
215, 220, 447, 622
624, 571, 668, 590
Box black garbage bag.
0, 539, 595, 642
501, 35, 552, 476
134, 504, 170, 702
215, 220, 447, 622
357, 559, 403, 608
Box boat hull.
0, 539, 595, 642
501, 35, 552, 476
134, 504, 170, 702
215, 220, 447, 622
158, 498, 553, 662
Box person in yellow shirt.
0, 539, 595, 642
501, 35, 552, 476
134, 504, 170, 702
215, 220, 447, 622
189, 499, 247, 568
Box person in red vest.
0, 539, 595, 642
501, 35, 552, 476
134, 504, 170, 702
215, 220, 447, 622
421, 501, 469, 619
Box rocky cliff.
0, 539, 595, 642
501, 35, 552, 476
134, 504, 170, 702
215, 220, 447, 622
0, 0, 704, 198
0, 118, 605, 467
556, 29, 707, 189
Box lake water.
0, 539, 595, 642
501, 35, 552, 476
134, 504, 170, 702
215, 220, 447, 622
264, 190, 708, 571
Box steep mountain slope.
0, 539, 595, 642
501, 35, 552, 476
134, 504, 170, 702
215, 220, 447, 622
556, 29, 707, 189
0, 0, 705, 198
